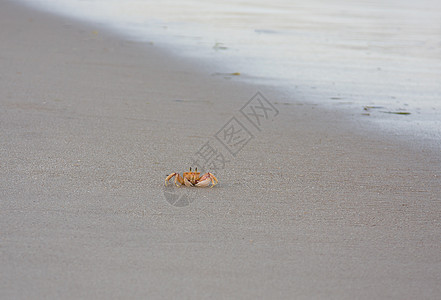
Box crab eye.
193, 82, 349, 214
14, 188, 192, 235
195, 167, 198, 172
190, 167, 192, 171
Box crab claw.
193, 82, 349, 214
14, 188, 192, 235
195, 177, 211, 187
184, 177, 194, 187
196, 172, 218, 188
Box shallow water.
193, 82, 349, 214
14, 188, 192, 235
20, 0, 441, 147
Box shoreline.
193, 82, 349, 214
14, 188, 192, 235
18, 0, 441, 152
1, 1, 440, 299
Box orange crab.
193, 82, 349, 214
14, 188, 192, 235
165, 168, 218, 187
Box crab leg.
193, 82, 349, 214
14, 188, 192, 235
165, 173, 184, 186
165, 173, 176, 186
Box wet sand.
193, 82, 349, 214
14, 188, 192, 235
1, 1, 440, 299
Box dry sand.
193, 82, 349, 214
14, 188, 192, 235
1, 1, 440, 299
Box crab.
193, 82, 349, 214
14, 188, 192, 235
165, 167, 218, 188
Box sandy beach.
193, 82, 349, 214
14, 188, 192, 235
1, 1, 441, 299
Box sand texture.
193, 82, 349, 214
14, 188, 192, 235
1, 2, 440, 299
